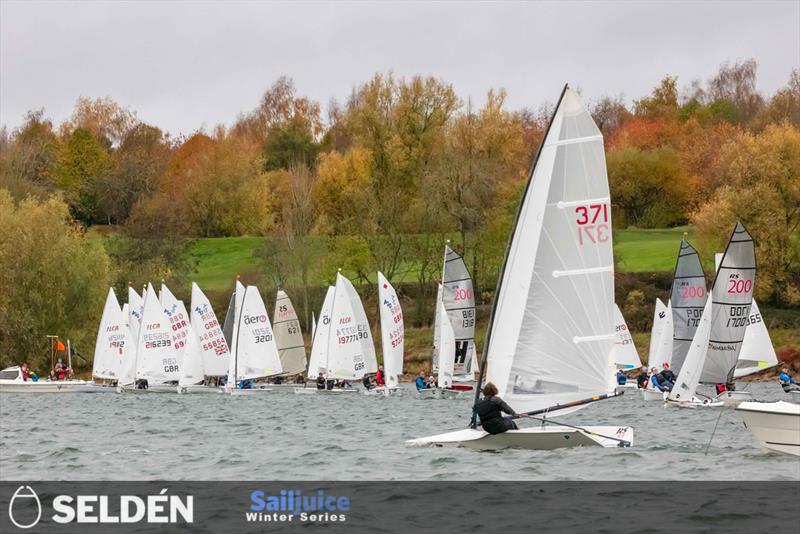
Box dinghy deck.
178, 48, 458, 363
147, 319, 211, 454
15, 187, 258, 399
407, 425, 633, 450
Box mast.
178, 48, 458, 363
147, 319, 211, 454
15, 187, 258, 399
470, 84, 569, 429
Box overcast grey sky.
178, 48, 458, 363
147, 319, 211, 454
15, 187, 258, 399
1, 1, 798, 136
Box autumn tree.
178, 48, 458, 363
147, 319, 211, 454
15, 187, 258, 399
56, 127, 113, 224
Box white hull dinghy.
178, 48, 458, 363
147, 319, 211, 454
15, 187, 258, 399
736, 401, 800, 456
273, 289, 308, 380
293, 386, 357, 395
364, 386, 402, 397
188, 282, 231, 392
715, 389, 754, 406
0, 367, 91, 393
641, 388, 667, 401
409, 86, 633, 451
178, 384, 222, 394
373, 272, 405, 399
418, 296, 464, 400
790, 391, 800, 402
417, 387, 462, 400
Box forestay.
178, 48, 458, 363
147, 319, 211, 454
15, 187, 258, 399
273, 290, 307, 376
441, 246, 477, 376
92, 288, 129, 380
136, 283, 180, 384
437, 298, 456, 389
233, 285, 282, 381
669, 240, 708, 374
700, 223, 756, 384
378, 272, 404, 388
484, 87, 616, 415
307, 286, 334, 379
734, 300, 778, 378
327, 273, 377, 380
647, 298, 668, 367
190, 283, 230, 376
611, 304, 641, 370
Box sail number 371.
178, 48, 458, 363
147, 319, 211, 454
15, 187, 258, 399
575, 203, 610, 245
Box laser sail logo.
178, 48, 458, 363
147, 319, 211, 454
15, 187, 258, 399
248, 489, 349, 523
8, 486, 42, 529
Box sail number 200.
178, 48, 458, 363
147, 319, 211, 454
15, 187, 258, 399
575, 203, 610, 245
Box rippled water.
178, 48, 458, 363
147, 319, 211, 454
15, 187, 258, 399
1, 382, 798, 481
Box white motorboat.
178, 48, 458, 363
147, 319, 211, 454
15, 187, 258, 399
736, 401, 800, 456
0, 366, 91, 393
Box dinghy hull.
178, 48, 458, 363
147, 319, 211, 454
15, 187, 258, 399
715, 390, 753, 407
292, 387, 358, 395
228, 387, 273, 396
665, 397, 725, 409
641, 389, 667, 401
0, 380, 91, 393
407, 426, 634, 451
417, 388, 462, 399
364, 386, 402, 397
177, 385, 222, 394
736, 401, 800, 456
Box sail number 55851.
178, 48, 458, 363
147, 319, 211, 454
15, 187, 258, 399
575, 203, 610, 245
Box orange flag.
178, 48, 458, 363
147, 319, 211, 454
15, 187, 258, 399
56, 340, 66, 352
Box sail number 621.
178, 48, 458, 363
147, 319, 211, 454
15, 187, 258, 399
575, 204, 610, 245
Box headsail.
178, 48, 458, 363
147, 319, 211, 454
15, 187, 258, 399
190, 282, 230, 376
611, 304, 641, 370
669, 240, 708, 374
378, 272, 404, 389
273, 290, 307, 376
92, 288, 128, 380
700, 222, 755, 384
441, 246, 477, 376
233, 285, 282, 381
648, 298, 668, 367
326, 273, 377, 380
484, 87, 616, 415
734, 300, 778, 378
436, 298, 456, 389
307, 286, 334, 379
136, 283, 180, 384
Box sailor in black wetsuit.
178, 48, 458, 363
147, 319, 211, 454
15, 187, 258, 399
316, 374, 327, 390
474, 382, 518, 434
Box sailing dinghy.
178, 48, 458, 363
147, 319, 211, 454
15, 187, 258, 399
368, 272, 404, 396
641, 299, 672, 400
89, 288, 130, 390
418, 298, 462, 399
667, 222, 756, 408
611, 304, 641, 389
225, 285, 283, 395
176, 283, 229, 393
272, 289, 307, 384
408, 86, 633, 450
296, 286, 339, 393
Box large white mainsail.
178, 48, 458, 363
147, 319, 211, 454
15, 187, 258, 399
231, 285, 282, 382
669, 239, 708, 374
273, 290, 307, 376
136, 283, 180, 384
190, 282, 230, 376
648, 298, 668, 367
378, 272, 404, 389
92, 288, 129, 380
441, 245, 477, 376
611, 304, 641, 370
734, 300, 778, 378
668, 298, 713, 402
225, 281, 246, 383
160, 283, 190, 365
127, 286, 144, 352
326, 273, 377, 380
307, 286, 334, 379
700, 223, 756, 384
178, 324, 205, 387
436, 298, 456, 389
484, 87, 617, 415
652, 301, 674, 369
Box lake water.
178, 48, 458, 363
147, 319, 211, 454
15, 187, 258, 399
1, 382, 798, 481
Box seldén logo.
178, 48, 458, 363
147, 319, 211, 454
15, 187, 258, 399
248, 489, 349, 524
7, 486, 193, 528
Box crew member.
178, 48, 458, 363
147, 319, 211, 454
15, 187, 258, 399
636, 366, 649, 389
415, 372, 427, 391
779, 368, 800, 393
375, 366, 386, 387
474, 382, 518, 434
616, 369, 628, 386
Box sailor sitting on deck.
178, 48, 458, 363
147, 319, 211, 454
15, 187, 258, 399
636, 366, 649, 389
657, 363, 676, 389
650, 370, 672, 392
362, 374, 374, 390
415, 372, 427, 391
316, 374, 327, 390
779, 368, 800, 392
615, 369, 628, 386
474, 382, 518, 435
375, 366, 386, 387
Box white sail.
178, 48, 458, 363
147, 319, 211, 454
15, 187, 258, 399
232, 285, 282, 381
437, 298, 456, 389
159, 283, 190, 365
700, 223, 756, 384
734, 300, 778, 378
484, 87, 616, 415
121, 303, 130, 329
442, 245, 477, 376
669, 298, 713, 402
136, 283, 180, 383
611, 304, 641, 370
378, 272, 404, 389
648, 298, 668, 367
326, 273, 377, 380
190, 282, 230, 376
431, 282, 443, 370
669, 240, 708, 374
273, 290, 307, 376
178, 324, 205, 386
127, 286, 144, 351
92, 288, 128, 380
652, 301, 674, 369
307, 286, 334, 379
225, 281, 246, 384
311, 312, 317, 340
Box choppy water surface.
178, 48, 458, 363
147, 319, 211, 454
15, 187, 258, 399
1, 382, 798, 481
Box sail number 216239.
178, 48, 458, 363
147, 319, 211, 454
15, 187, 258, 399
575, 203, 610, 245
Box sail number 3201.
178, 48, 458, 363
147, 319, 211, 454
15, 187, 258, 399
575, 203, 610, 245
